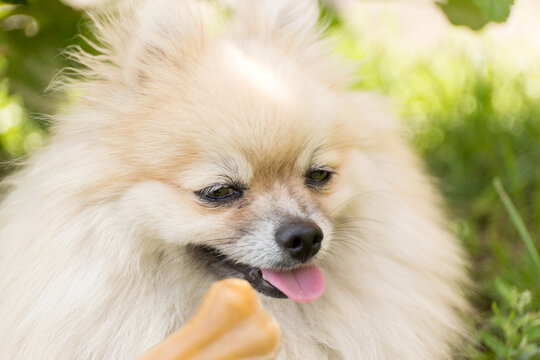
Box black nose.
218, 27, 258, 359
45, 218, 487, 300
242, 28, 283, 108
275, 220, 323, 263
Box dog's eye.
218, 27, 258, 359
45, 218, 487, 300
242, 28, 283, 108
308, 170, 329, 182
305, 168, 333, 187
210, 186, 235, 198
196, 185, 243, 203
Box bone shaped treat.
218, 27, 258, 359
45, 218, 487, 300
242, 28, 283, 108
138, 279, 282, 360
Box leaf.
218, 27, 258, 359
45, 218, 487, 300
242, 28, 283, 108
493, 178, 540, 274
437, 0, 488, 30
494, 278, 514, 305
473, 0, 514, 22
482, 332, 507, 355
528, 327, 540, 342
0, 4, 17, 19
437, 0, 515, 29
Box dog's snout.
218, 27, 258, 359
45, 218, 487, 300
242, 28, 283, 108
275, 220, 323, 263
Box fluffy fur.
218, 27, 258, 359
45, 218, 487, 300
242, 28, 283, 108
0, 1, 469, 359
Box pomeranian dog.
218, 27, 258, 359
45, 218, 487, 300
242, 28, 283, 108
0, 0, 469, 358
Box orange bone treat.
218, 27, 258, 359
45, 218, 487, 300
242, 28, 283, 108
138, 278, 282, 360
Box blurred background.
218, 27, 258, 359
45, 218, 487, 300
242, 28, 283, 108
0, 0, 539, 358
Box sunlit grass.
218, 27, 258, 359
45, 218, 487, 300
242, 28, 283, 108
328, 16, 540, 358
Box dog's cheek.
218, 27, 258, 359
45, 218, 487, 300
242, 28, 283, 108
325, 152, 372, 216
114, 181, 230, 245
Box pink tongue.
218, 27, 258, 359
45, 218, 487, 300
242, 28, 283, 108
261, 264, 325, 303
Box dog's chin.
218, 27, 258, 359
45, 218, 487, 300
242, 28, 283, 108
189, 245, 288, 299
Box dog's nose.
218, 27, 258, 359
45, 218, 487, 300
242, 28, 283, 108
275, 220, 323, 263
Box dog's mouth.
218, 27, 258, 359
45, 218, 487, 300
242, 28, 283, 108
190, 245, 325, 303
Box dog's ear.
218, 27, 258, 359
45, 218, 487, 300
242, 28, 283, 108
231, 0, 321, 52
228, 0, 348, 90
125, 0, 209, 86
88, 0, 209, 87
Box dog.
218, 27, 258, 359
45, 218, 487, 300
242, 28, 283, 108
0, 0, 469, 358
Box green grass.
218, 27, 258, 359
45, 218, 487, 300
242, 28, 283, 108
330, 21, 540, 358
480, 179, 540, 359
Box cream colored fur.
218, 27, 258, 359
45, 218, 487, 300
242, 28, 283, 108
0, 1, 468, 359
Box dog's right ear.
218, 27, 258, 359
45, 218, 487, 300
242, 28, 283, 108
230, 0, 320, 53
88, 0, 209, 88
225, 0, 349, 90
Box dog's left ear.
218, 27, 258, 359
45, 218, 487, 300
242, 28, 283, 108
89, 0, 209, 87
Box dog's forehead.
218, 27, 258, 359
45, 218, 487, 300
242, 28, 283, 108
200, 48, 335, 158
219, 43, 296, 106
180, 134, 326, 188
164, 43, 342, 188
178, 123, 343, 191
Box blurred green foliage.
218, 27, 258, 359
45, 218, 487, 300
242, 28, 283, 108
480, 286, 540, 359
331, 11, 539, 357
1, 0, 83, 113
0, 0, 85, 175
1, 0, 539, 358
